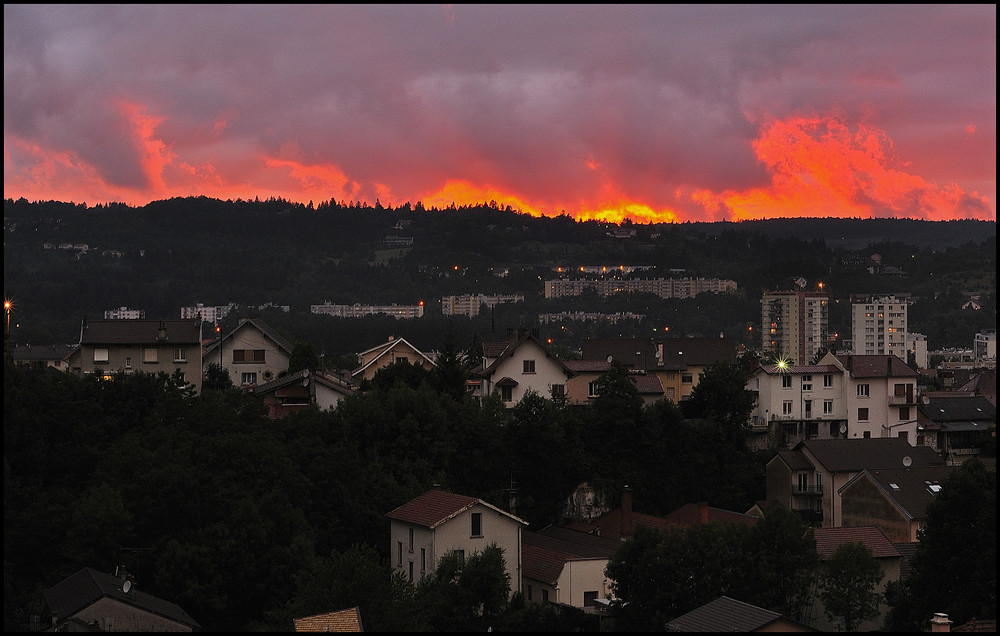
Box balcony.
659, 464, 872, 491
793, 484, 823, 496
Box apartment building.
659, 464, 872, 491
310, 301, 425, 319
440, 293, 524, 317
761, 290, 829, 364
851, 295, 909, 358
179, 302, 234, 323
544, 277, 736, 299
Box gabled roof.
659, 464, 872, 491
203, 318, 294, 356
79, 318, 202, 346
43, 567, 201, 630
252, 368, 355, 398
479, 331, 574, 378
522, 526, 622, 585
841, 465, 955, 521
666, 596, 791, 632
833, 353, 918, 378
663, 502, 759, 528
813, 526, 901, 559
796, 438, 945, 473
385, 489, 528, 529
769, 449, 816, 472
352, 336, 436, 377
294, 606, 363, 632
10, 343, 78, 362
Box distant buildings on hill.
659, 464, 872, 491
311, 301, 425, 319
544, 277, 737, 299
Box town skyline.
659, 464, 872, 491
4, 4, 996, 223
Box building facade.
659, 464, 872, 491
852, 295, 909, 358
761, 290, 829, 364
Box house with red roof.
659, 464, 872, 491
385, 488, 528, 597
521, 525, 622, 610
293, 607, 363, 632
809, 526, 902, 632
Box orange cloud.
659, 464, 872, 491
117, 101, 172, 192
693, 115, 992, 221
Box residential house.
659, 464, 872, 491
563, 358, 664, 406
352, 335, 436, 384
746, 361, 847, 447
385, 489, 528, 597
916, 395, 995, 465
521, 525, 621, 609
69, 317, 203, 394
809, 526, 903, 632
475, 328, 575, 407
580, 336, 737, 403
293, 607, 363, 632
839, 465, 956, 542
202, 318, 293, 389
820, 352, 920, 444
666, 595, 816, 632
42, 567, 201, 632
765, 438, 945, 528
252, 368, 355, 419
9, 343, 77, 371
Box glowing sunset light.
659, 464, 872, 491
3, 5, 994, 222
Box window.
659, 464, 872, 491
233, 349, 265, 363
143, 347, 157, 363
395, 356, 408, 364
542, 589, 549, 602
173, 347, 186, 362
823, 374, 834, 387
584, 591, 598, 607
471, 512, 482, 537
899, 406, 910, 421
523, 359, 536, 374
93, 347, 110, 363
408, 561, 413, 582
241, 372, 257, 386
857, 384, 869, 397
858, 407, 869, 421
823, 400, 834, 414
681, 373, 693, 383
550, 384, 565, 399
527, 585, 533, 602
797, 473, 808, 492
863, 431, 871, 438
501, 385, 513, 402
588, 381, 600, 398
125, 356, 132, 369
420, 548, 426, 574
782, 375, 792, 388
801, 375, 812, 391
782, 400, 793, 415
408, 528, 414, 553
894, 383, 909, 397
397, 541, 403, 566
816, 472, 823, 492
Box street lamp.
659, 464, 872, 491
4, 299, 11, 335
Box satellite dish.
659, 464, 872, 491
122, 580, 131, 594
902, 456, 912, 468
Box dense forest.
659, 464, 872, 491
3, 196, 996, 360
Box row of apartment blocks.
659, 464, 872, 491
544, 276, 737, 299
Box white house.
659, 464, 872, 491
385, 489, 528, 597
475, 328, 575, 407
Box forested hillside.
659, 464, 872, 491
3, 196, 996, 357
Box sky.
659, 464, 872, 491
4, 4, 996, 223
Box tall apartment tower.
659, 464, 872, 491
761, 290, 829, 364
851, 295, 908, 358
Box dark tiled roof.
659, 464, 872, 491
43, 567, 200, 629
564, 359, 612, 373
632, 373, 664, 395
385, 489, 527, 529
523, 527, 622, 584
771, 450, 816, 472
953, 618, 998, 632
666, 596, 784, 632
918, 396, 995, 423
814, 526, 901, 559
893, 541, 918, 579
799, 438, 945, 472
834, 353, 918, 378
294, 607, 363, 632
757, 364, 840, 375
479, 331, 574, 377
590, 509, 675, 541
581, 337, 736, 371
79, 319, 202, 345
663, 503, 759, 528
10, 343, 78, 361
655, 337, 737, 367
847, 465, 956, 521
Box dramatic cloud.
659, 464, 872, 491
4, 4, 995, 221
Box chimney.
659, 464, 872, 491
930, 613, 952, 633
156, 320, 167, 340
699, 501, 709, 524
621, 485, 633, 539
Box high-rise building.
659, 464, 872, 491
761, 290, 829, 364
851, 295, 908, 359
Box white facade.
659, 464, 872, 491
311, 301, 425, 319
852, 295, 909, 358
762, 291, 829, 364
748, 363, 847, 442
481, 337, 572, 407
180, 302, 234, 322
974, 330, 996, 364
103, 306, 145, 319
544, 277, 736, 299
820, 353, 919, 445
440, 293, 524, 317
906, 332, 929, 369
